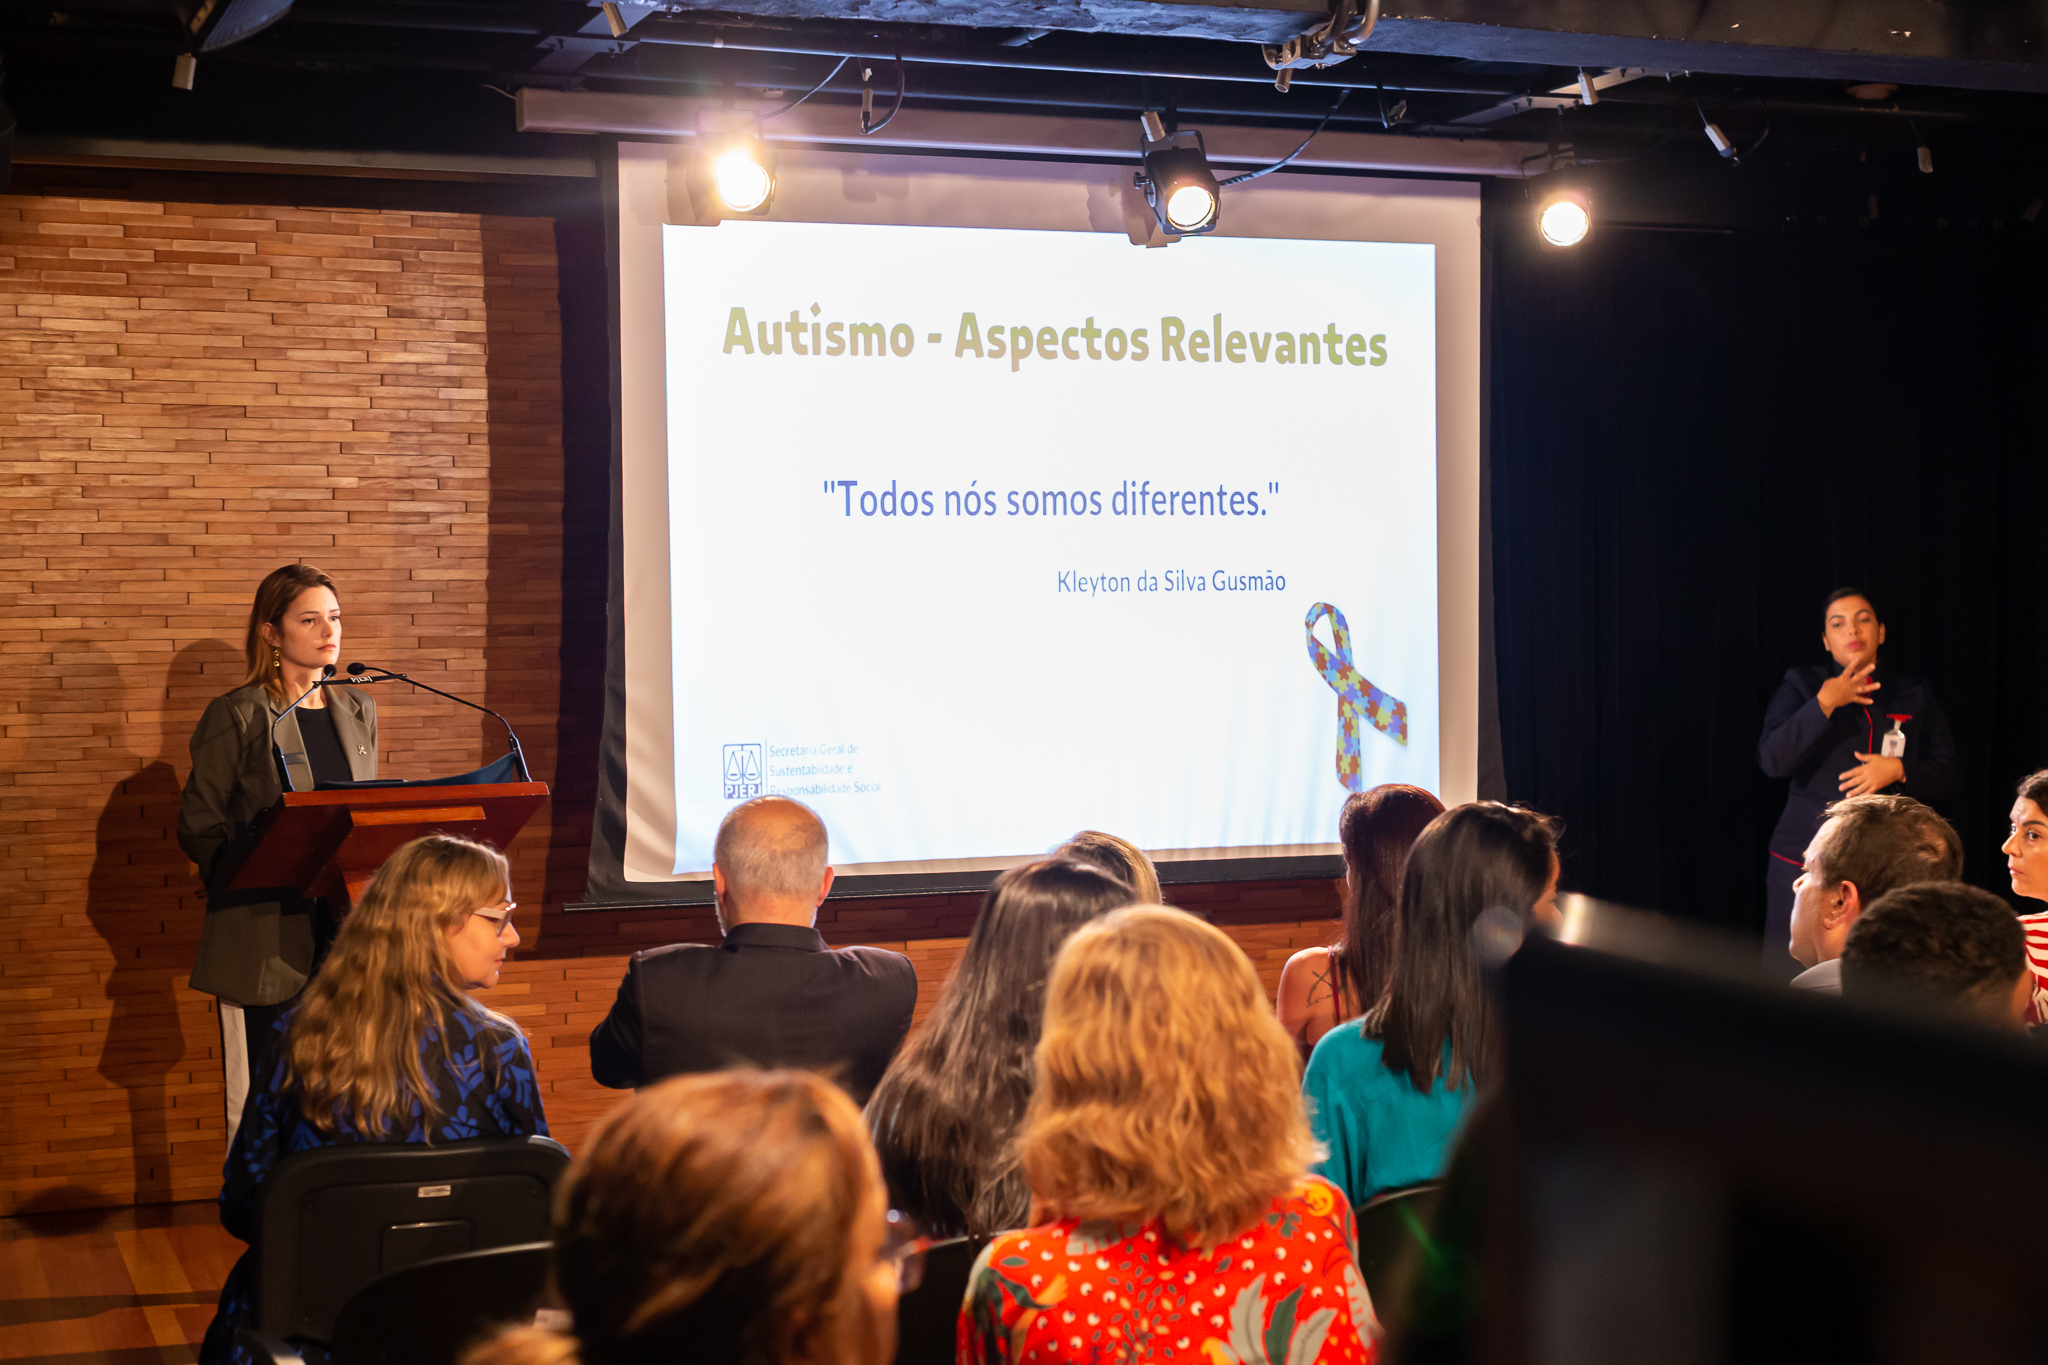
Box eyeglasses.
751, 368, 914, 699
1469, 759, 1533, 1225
470, 903, 518, 937
882, 1210, 976, 1292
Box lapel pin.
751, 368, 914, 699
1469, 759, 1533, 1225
358, 745, 367, 756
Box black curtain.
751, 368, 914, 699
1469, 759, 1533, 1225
1487, 186, 2048, 934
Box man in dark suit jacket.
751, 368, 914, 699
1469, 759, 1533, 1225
588, 795, 917, 1102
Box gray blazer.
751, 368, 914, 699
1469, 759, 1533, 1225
177, 681, 377, 1006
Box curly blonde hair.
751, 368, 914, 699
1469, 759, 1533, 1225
1018, 905, 1315, 1248
283, 834, 514, 1136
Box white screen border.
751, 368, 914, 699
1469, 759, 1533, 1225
615, 140, 1480, 885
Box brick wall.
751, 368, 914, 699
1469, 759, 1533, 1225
0, 178, 1342, 1217
0, 186, 574, 1213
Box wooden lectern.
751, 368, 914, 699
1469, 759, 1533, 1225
224, 782, 549, 908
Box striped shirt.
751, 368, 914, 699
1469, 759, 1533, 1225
2021, 912, 2048, 1025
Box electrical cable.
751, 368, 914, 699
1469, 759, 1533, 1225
759, 54, 849, 120
1217, 87, 1349, 186
861, 55, 906, 134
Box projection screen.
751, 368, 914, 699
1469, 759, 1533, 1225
584, 138, 1481, 905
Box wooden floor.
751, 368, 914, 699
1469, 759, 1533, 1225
0, 1202, 240, 1365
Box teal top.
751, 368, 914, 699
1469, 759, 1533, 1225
1303, 1026, 1475, 1208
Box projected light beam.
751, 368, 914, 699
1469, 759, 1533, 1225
1306, 601, 1410, 792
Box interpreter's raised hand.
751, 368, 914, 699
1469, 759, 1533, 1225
1817, 658, 1880, 717
1839, 752, 1906, 797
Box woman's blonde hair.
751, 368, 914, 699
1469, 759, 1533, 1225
1057, 830, 1162, 903
283, 834, 514, 1136
242, 563, 338, 707
465, 1071, 891, 1365
1018, 905, 1314, 1248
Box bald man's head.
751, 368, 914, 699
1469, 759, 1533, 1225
713, 797, 831, 922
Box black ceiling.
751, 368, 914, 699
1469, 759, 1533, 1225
4, 1, 2048, 231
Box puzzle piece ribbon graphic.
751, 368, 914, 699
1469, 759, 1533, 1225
1305, 601, 1408, 792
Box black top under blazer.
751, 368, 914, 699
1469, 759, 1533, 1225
588, 921, 918, 1103
177, 681, 378, 1007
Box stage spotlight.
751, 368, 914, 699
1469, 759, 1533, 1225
1135, 112, 1220, 237
713, 147, 773, 212
686, 113, 777, 220
1164, 178, 1218, 232
1537, 190, 1591, 247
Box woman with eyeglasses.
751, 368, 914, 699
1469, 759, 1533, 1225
465, 1070, 911, 1365
199, 834, 546, 1365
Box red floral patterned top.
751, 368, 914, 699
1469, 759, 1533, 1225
957, 1176, 1380, 1365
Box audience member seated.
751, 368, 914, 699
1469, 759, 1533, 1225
201, 835, 548, 1365
465, 1070, 900, 1365
865, 858, 1133, 1238
589, 796, 916, 1102
1277, 784, 1445, 1057
1787, 794, 1963, 993
1303, 802, 1559, 1210
1839, 881, 2030, 1031
1056, 828, 1162, 903
2000, 769, 2048, 1022
961, 906, 1381, 1365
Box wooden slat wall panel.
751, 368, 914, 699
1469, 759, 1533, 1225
0, 194, 561, 1214
0, 188, 1347, 1216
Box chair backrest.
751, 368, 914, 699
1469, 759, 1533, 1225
1353, 1183, 1444, 1315
329, 1241, 552, 1365
251, 1136, 572, 1346
892, 1236, 991, 1365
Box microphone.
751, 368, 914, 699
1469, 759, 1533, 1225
335, 661, 531, 783
325, 660, 398, 682
270, 664, 337, 789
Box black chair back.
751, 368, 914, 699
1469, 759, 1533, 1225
329, 1241, 552, 1365
250, 1136, 571, 1346
1353, 1183, 1444, 1314
892, 1236, 990, 1365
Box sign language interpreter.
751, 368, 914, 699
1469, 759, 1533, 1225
1757, 588, 1961, 979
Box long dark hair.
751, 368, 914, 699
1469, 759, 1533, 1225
1331, 784, 1445, 1015
864, 858, 1135, 1237
1367, 802, 1557, 1094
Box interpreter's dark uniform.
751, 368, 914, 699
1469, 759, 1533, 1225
1757, 663, 1961, 978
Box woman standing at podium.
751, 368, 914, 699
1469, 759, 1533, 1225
178, 563, 379, 1142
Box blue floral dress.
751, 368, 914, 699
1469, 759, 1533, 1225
199, 1008, 551, 1365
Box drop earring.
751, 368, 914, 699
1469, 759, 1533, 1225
273, 647, 281, 669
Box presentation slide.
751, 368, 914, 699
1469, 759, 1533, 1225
610, 145, 1479, 892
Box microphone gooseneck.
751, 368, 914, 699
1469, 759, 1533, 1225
329, 660, 530, 783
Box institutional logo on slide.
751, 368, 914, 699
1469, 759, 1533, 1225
722, 743, 763, 800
